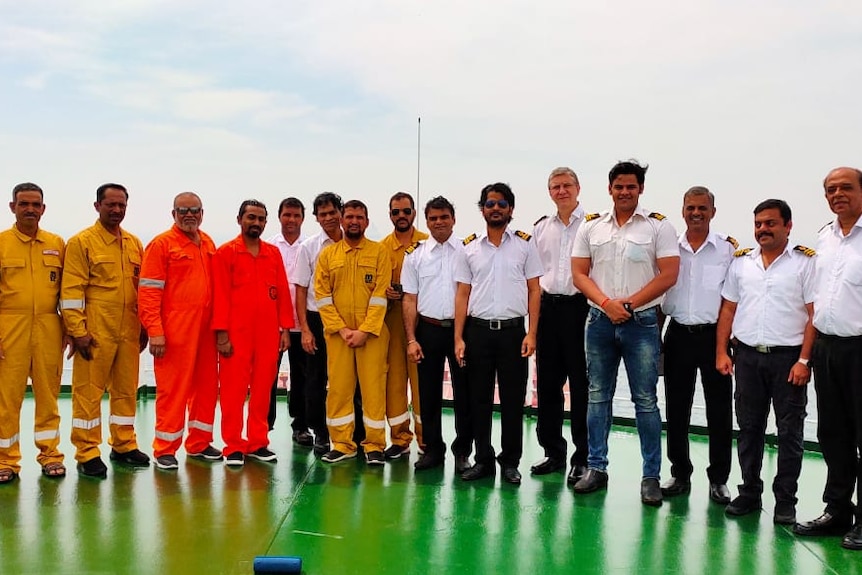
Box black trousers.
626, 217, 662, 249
813, 332, 862, 521
535, 293, 588, 466
734, 344, 806, 505
416, 319, 472, 458
663, 321, 732, 483
268, 332, 307, 431
465, 318, 527, 467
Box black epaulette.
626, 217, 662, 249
734, 248, 753, 257
462, 233, 477, 246
818, 221, 831, 233
405, 241, 421, 255
725, 235, 739, 249
585, 213, 601, 222
794, 245, 816, 257
515, 230, 531, 241
533, 215, 548, 226
648, 212, 666, 221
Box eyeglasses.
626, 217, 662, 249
483, 199, 510, 209
175, 207, 202, 215
390, 208, 414, 216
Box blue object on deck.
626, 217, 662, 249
253, 556, 302, 574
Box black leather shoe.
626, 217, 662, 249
77, 456, 108, 478
725, 495, 762, 516
774, 502, 796, 525
530, 457, 565, 476
709, 483, 732, 505
292, 430, 314, 447
573, 468, 608, 493
660, 477, 691, 497
461, 462, 495, 481
793, 512, 853, 536
501, 466, 522, 485
414, 453, 444, 471
641, 478, 663, 506
109, 449, 150, 467
566, 464, 587, 486
313, 436, 330, 456
454, 455, 471, 474
842, 524, 862, 550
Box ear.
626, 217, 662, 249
94, 201, 100, 212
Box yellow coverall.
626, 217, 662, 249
315, 237, 392, 454
0, 226, 65, 474
381, 229, 428, 449
61, 221, 144, 463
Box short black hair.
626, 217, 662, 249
753, 198, 792, 224
389, 192, 415, 209
12, 182, 43, 202
424, 195, 455, 218
238, 199, 267, 218
312, 192, 343, 215
609, 160, 648, 186
478, 183, 515, 209
97, 183, 128, 202
278, 197, 305, 217
343, 199, 368, 216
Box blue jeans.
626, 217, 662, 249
585, 306, 662, 478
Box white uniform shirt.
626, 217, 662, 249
661, 232, 735, 325
813, 217, 862, 337
532, 205, 585, 296
721, 244, 815, 347
572, 205, 679, 311
267, 233, 304, 332
453, 228, 544, 320
401, 235, 461, 321
292, 231, 338, 313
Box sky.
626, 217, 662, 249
2, 1, 860, 246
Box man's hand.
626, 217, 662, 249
788, 362, 811, 386
216, 331, 233, 358
716, 351, 734, 376
521, 333, 537, 357
139, 329, 149, 353
407, 340, 424, 363
301, 327, 317, 354
279, 330, 290, 352
347, 330, 369, 348
454, 337, 466, 368
73, 334, 97, 361
149, 335, 167, 358
604, 299, 632, 324
385, 286, 403, 301
63, 335, 74, 359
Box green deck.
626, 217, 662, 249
0, 397, 857, 575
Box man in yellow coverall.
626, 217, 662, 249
0, 183, 69, 483
61, 183, 150, 478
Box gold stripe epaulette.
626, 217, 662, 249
648, 212, 666, 221
734, 248, 753, 257
794, 245, 816, 257
515, 230, 531, 241
405, 241, 421, 255
725, 236, 739, 249
462, 233, 477, 246
585, 213, 601, 222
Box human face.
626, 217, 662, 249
824, 168, 862, 220
481, 191, 513, 229
172, 195, 203, 234
389, 197, 415, 233
548, 174, 580, 214
238, 205, 267, 239
10, 190, 45, 228
426, 208, 455, 243
682, 194, 715, 235
343, 207, 368, 240
609, 174, 643, 213
315, 202, 342, 237
95, 187, 127, 229
279, 206, 304, 238
754, 207, 791, 252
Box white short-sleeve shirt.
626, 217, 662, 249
267, 233, 304, 332
401, 235, 462, 321
293, 231, 338, 313
813, 217, 862, 337
532, 205, 585, 296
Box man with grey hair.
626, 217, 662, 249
660, 186, 736, 504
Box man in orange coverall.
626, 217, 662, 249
315, 199, 392, 465
213, 199, 293, 467
62, 183, 150, 478
0, 183, 69, 483
139, 192, 221, 471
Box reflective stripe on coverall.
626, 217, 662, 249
139, 225, 218, 458
315, 237, 391, 454
212, 236, 293, 455
0, 226, 65, 473
61, 221, 144, 463
381, 229, 428, 449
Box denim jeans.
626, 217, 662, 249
585, 306, 662, 478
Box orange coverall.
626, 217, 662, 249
381, 229, 428, 449
61, 221, 144, 463
0, 227, 65, 474
315, 237, 391, 454
212, 236, 293, 455
138, 225, 219, 458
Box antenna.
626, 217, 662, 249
416, 116, 421, 209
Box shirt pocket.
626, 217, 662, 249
42, 254, 62, 285
845, 262, 862, 286
92, 255, 119, 286
589, 236, 616, 264
624, 234, 653, 263
0, 258, 26, 282
702, 263, 728, 290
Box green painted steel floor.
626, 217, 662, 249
0, 396, 858, 575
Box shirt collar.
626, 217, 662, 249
679, 231, 719, 252
9, 225, 45, 243
555, 204, 585, 226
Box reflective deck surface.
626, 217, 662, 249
0, 397, 857, 575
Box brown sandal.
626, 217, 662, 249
41, 462, 66, 478
0, 468, 18, 483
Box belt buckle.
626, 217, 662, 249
755, 344, 770, 353
489, 320, 502, 331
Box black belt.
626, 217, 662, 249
736, 341, 801, 354
541, 292, 583, 302
469, 317, 524, 331
816, 330, 862, 342
669, 320, 716, 333
419, 315, 454, 328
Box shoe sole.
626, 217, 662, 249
188, 453, 223, 461
247, 455, 277, 463
642, 497, 663, 507
842, 539, 862, 550
322, 453, 357, 464
225, 458, 245, 467
573, 482, 608, 494
77, 468, 107, 479
155, 463, 179, 470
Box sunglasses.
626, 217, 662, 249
390, 208, 414, 216
175, 206, 202, 215
483, 199, 510, 209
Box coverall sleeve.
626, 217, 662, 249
211, 244, 232, 331
60, 235, 90, 338
314, 247, 347, 335
138, 238, 167, 337
358, 248, 392, 336
275, 254, 295, 330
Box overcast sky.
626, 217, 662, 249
2, 1, 859, 246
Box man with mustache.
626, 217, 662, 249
213, 200, 293, 467
139, 192, 221, 470
381, 192, 428, 459
795, 167, 862, 549
716, 199, 815, 524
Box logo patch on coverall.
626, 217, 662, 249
364, 273, 373, 283
269, 286, 278, 300
49, 271, 57, 282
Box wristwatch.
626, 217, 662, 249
623, 302, 633, 314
